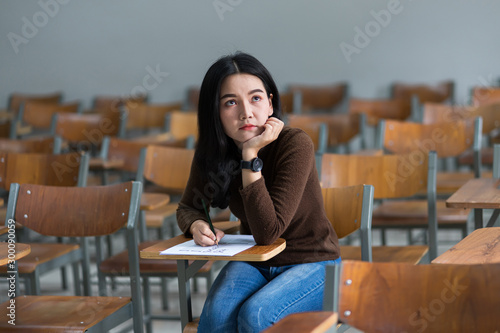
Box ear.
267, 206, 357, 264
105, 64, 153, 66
268, 94, 274, 116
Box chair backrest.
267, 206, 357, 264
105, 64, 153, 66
100, 136, 150, 173
380, 118, 481, 158
423, 102, 500, 137
285, 116, 328, 155
378, 118, 482, 177
392, 80, 454, 104
289, 82, 348, 113
279, 91, 299, 115
185, 86, 200, 111
320, 152, 434, 199
8, 181, 140, 237
324, 260, 500, 333
136, 145, 194, 193
287, 113, 367, 150
123, 101, 183, 131
471, 86, 500, 106
8, 92, 62, 113
0, 136, 61, 154
348, 97, 412, 126
0, 151, 89, 190
165, 111, 198, 143
92, 94, 147, 112
20, 101, 80, 130
322, 184, 374, 261
320, 151, 438, 259
51, 111, 125, 147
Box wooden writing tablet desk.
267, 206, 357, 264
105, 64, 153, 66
0, 242, 31, 266
432, 227, 500, 264
446, 178, 500, 229
140, 222, 286, 331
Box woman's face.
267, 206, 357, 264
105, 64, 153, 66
219, 73, 274, 149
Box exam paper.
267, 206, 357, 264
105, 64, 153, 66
160, 234, 256, 256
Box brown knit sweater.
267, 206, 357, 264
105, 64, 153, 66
176, 126, 340, 266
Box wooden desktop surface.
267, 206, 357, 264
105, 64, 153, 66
141, 234, 286, 262
446, 178, 500, 209
0, 243, 31, 266
432, 227, 500, 264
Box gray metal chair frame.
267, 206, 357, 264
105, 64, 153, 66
3, 181, 144, 332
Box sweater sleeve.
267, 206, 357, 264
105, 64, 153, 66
176, 161, 209, 236
239, 129, 316, 245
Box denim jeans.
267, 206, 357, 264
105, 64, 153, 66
197, 258, 341, 333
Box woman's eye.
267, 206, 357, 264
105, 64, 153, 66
225, 100, 236, 106
252, 96, 262, 102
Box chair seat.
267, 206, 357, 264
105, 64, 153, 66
0, 295, 131, 332
435, 171, 492, 194
0, 243, 79, 274
341, 245, 428, 264
99, 241, 214, 275
372, 200, 469, 227
458, 147, 493, 165
144, 203, 178, 228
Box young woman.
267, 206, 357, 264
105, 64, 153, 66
176, 52, 341, 332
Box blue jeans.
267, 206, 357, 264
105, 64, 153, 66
197, 258, 341, 333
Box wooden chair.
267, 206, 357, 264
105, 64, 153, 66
7, 91, 63, 113
392, 80, 455, 122
320, 152, 436, 261
287, 113, 368, 153
165, 111, 198, 145
422, 102, 500, 168
11, 100, 80, 139
0, 152, 89, 295
0, 136, 61, 154
285, 117, 328, 159
185, 86, 200, 111
471, 86, 500, 106
378, 117, 483, 196
348, 97, 412, 126
51, 110, 125, 155
324, 260, 500, 333
122, 100, 183, 138
0, 181, 145, 332
92, 94, 148, 112
279, 91, 301, 115
322, 184, 374, 262
289, 82, 348, 113
371, 119, 482, 256
99, 146, 219, 332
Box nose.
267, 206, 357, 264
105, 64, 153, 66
239, 101, 253, 120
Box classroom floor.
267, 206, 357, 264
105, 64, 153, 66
2, 225, 467, 333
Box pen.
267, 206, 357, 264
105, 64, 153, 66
201, 199, 218, 247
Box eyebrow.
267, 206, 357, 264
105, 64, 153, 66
220, 89, 265, 100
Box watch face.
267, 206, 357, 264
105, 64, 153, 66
252, 158, 263, 172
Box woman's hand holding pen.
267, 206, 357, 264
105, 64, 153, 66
190, 220, 225, 246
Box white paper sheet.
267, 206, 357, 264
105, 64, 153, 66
160, 234, 256, 256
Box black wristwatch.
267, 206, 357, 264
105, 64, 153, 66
240, 157, 263, 172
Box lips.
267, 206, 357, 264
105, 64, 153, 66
239, 124, 256, 130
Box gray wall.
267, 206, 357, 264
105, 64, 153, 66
1, 0, 499, 110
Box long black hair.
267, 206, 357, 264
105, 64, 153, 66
196, 52, 282, 209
